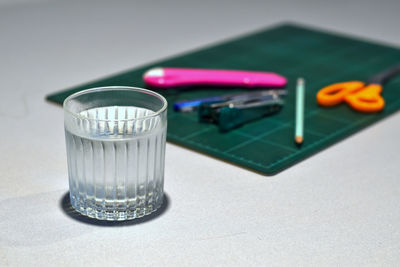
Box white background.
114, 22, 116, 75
1, 0, 400, 266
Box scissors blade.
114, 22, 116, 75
367, 64, 400, 85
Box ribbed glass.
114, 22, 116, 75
63, 87, 167, 221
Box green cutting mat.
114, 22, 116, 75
47, 23, 400, 175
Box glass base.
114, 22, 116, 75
70, 194, 163, 221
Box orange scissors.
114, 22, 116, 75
317, 65, 400, 113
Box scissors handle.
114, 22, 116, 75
317, 81, 384, 112
345, 84, 384, 113
316, 81, 364, 106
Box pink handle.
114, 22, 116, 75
143, 67, 287, 89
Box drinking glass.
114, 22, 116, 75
63, 86, 167, 221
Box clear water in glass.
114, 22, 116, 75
65, 105, 166, 221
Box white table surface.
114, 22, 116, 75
1, 0, 400, 266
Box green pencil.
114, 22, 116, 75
295, 78, 305, 145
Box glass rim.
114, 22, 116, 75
63, 86, 168, 122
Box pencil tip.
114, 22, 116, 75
295, 136, 303, 144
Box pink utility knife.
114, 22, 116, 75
143, 67, 287, 89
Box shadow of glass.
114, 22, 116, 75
60, 192, 170, 227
